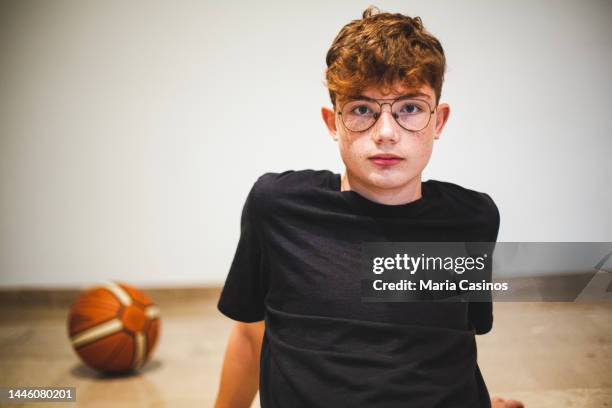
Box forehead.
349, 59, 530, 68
361, 83, 435, 104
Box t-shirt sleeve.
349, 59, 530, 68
217, 182, 267, 322
482, 192, 500, 242
467, 192, 500, 335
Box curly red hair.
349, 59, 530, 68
324, 6, 446, 108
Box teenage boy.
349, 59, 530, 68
215, 6, 523, 408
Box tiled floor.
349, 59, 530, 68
1, 290, 610, 407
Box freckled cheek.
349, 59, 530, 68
341, 138, 368, 161
402, 132, 434, 161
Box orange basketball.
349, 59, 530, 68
67, 281, 160, 373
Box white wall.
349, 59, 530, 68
1, 0, 611, 287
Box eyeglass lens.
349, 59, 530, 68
341, 99, 432, 132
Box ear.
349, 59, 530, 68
321, 106, 338, 141
433, 103, 450, 140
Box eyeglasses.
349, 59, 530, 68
337, 96, 436, 133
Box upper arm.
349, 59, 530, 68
236, 321, 265, 340
218, 180, 268, 323
233, 321, 265, 354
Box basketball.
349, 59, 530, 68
67, 281, 160, 373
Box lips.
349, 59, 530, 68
368, 154, 404, 166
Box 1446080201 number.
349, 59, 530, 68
1, 387, 76, 402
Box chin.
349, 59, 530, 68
365, 171, 415, 189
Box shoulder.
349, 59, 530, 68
427, 180, 498, 208
252, 169, 327, 195
427, 179, 500, 227
249, 169, 329, 211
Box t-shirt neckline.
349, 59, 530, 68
329, 171, 431, 217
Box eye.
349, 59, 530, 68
399, 103, 422, 114
352, 105, 373, 116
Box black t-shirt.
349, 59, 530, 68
218, 169, 500, 408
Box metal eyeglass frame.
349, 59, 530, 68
337, 95, 437, 133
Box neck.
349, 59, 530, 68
340, 171, 422, 205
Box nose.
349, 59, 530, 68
372, 103, 399, 144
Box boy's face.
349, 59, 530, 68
321, 82, 450, 193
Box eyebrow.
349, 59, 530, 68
356, 92, 432, 103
